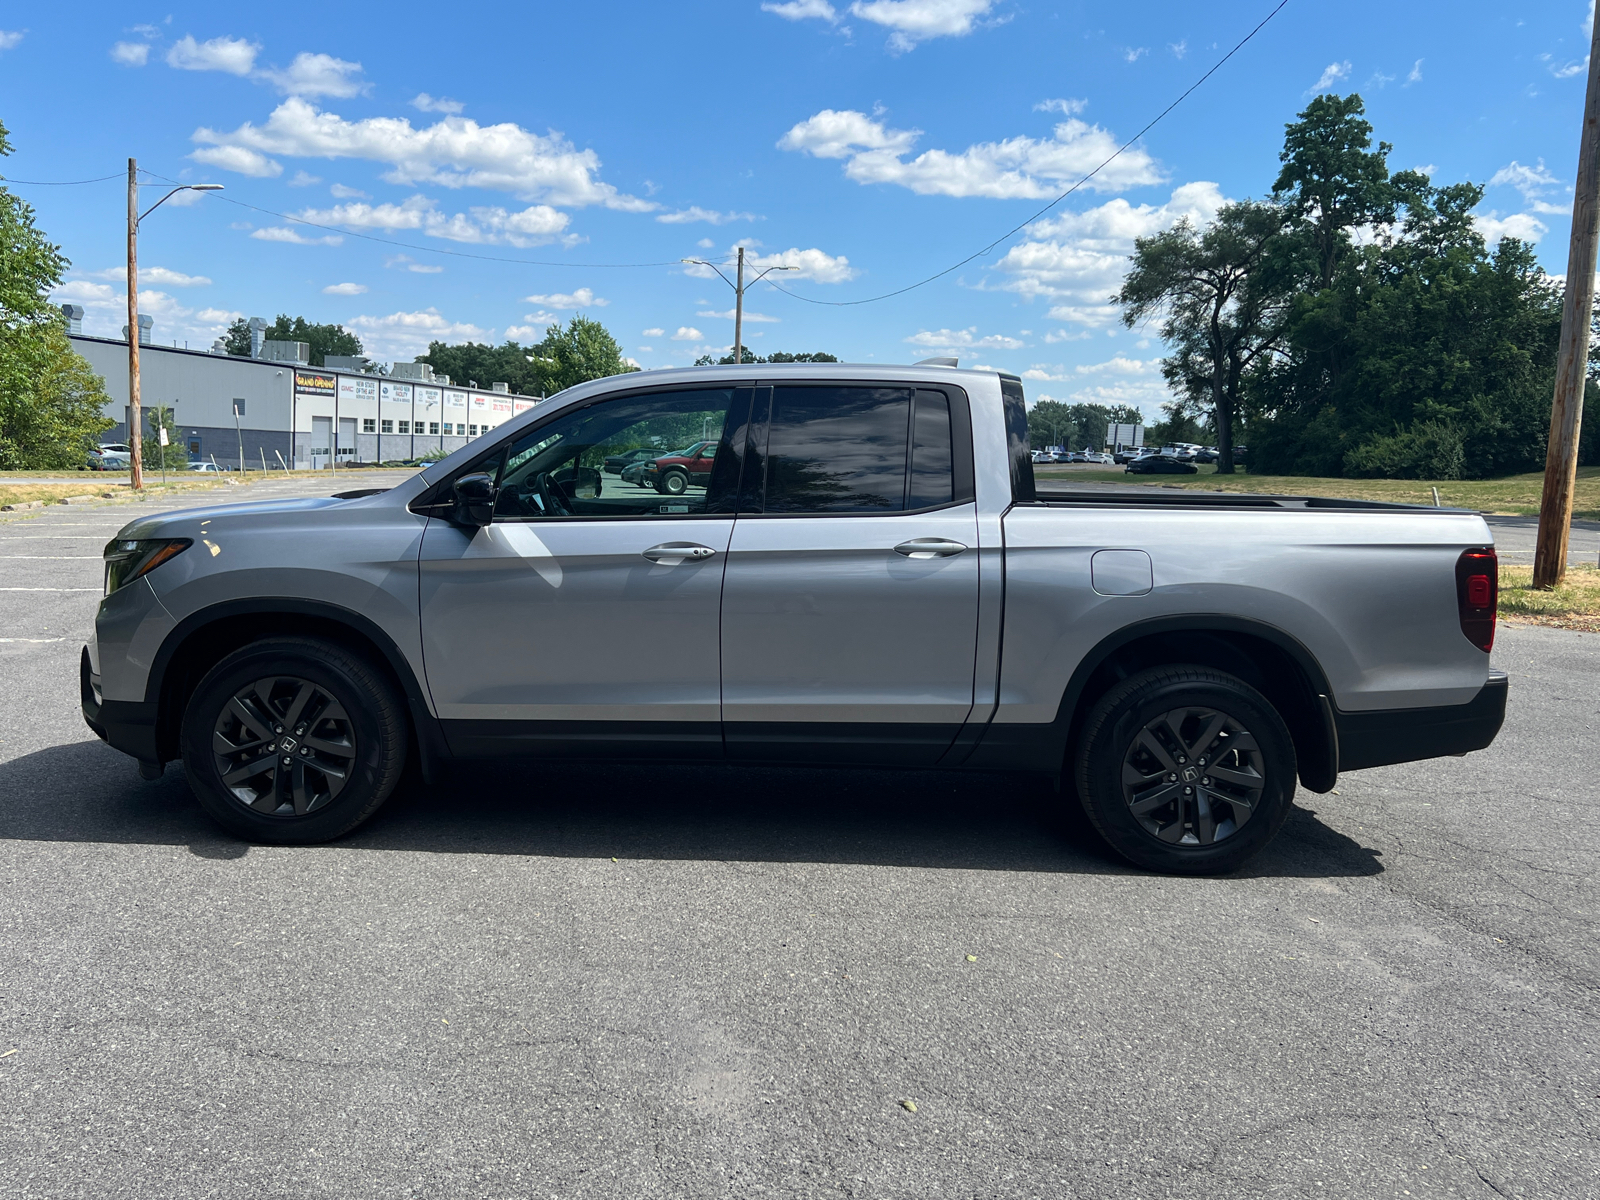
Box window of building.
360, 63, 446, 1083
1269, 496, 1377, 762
429, 422, 440, 435
468, 424, 478, 436
442, 423, 453, 435
381, 420, 394, 434
232, 399, 246, 417
398, 420, 410, 434
362, 418, 376, 433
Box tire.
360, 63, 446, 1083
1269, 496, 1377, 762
180, 636, 409, 844
1074, 665, 1296, 874
657, 470, 688, 496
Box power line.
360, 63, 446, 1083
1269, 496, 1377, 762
765, 0, 1294, 308
137, 167, 687, 270
0, 172, 124, 185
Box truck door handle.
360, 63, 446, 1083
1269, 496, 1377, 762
643, 542, 717, 563
894, 538, 968, 559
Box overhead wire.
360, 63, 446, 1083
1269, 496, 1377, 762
764, 0, 1294, 308
0, 172, 124, 185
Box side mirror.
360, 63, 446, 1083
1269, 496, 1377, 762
453, 472, 497, 527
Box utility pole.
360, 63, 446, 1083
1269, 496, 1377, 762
127, 159, 143, 491
1534, 15, 1600, 589
733, 247, 745, 367
680, 251, 796, 365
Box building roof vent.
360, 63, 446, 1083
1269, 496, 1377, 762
323, 355, 370, 373
262, 339, 311, 364
491, 382, 510, 394
60, 304, 85, 336
122, 315, 154, 345
389, 361, 436, 383
247, 317, 268, 358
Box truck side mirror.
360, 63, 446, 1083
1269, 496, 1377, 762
453, 472, 497, 527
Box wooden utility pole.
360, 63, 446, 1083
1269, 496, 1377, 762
732, 246, 745, 367
126, 158, 143, 491
1533, 17, 1600, 588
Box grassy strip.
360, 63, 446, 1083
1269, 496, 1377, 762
1034, 464, 1600, 520
0, 478, 239, 508
1498, 564, 1600, 631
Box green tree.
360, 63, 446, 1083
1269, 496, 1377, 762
142, 403, 189, 471
417, 339, 543, 394
536, 314, 640, 393
222, 315, 363, 365
0, 119, 113, 468
693, 350, 840, 365
1026, 399, 1143, 450
420, 316, 638, 396
1117, 201, 1294, 472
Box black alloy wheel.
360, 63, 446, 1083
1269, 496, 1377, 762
1075, 665, 1296, 874
181, 636, 408, 844
211, 676, 356, 817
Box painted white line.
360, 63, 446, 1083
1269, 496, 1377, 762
0, 555, 102, 559
0, 637, 65, 643
0, 587, 100, 591
2, 536, 107, 540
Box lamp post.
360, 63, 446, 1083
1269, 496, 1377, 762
680, 251, 795, 365
126, 162, 221, 490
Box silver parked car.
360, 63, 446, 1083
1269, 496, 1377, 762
82, 364, 1506, 873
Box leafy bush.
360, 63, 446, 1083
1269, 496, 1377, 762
1343, 420, 1465, 480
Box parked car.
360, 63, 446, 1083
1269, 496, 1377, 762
1081, 451, 1112, 465
603, 447, 661, 475
1126, 454, 1200, 475
83, 363, 1506, 875
188, 461, 223, 473
95, 444, 132, 469
639, 440, 719, 494
1112, 447, 1145, 464
1195, 447, 1219, 464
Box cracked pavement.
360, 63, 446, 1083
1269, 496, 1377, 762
0, 478, 1595, 1198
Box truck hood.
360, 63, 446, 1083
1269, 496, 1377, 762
112, 494, 366, 541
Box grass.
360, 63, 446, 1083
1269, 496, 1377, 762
1034, 464, 1600, 521
1499, 564, 1600, 631
0, 476, 246, 509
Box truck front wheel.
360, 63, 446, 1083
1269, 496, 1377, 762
1074, 665, 1296, 874
179, 636, 409, 844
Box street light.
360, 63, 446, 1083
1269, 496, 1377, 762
127, 163, 222, 490
681, 249, 796, 366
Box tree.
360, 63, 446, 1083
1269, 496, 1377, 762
419, 316, 637, 397
536, 314, 639, 393
143, 403, 189, 471
0, 119, 113, 468
1117, 201, 1295, 473
418, 339, 543, 394
223, 315, 363, 365
1026, 399, 1142, 450
693, 350, 840, 365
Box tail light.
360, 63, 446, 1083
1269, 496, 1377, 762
1455, 547, 1497, 653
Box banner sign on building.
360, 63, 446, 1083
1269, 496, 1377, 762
338, 375, 378, 404
294, 370, 336, 396
417, 387, 441, 414
445, 390, 466, 410
513, 399, 535, 414
380, 381, 414, 405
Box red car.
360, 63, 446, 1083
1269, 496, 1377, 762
640, 441, 718, 495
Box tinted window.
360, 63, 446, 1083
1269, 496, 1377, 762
762, 386, 911, 513
492, 388, 746, 520
1000, 375, 1036, 503
908, 390, 954, 509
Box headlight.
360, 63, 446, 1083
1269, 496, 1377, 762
103, 538, 192, 596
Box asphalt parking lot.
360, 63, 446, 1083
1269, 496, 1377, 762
0, 476, 1596, 1199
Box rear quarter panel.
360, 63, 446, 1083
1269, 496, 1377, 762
997, 504, 1494, 723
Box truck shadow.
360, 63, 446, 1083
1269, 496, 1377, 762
1, 740, 1383, 879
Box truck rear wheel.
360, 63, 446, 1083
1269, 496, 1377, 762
1074, 665, 1296, 874
180, 636, 408, 844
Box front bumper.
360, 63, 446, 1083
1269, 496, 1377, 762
81, 646, 160, 764
1335, 669, 1509, 772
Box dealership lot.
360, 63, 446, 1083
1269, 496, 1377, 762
0, 477, 1595, 1199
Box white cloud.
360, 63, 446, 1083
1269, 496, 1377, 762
288, 169, 321, 186
850, 0, 999, 52
1169, 40, 1187, 59
748, 246, 858, 283
696, 237, 716, 249
191, 144, 282, 177
987, 182, 1228, 328
346, 308, 492, 360
1124, 47, 1148, 63
0, 31, 23, 52
329, 183, 368, 198
1489, 159, 1568, 212
1043, 328, 1093, 343
656, 206, 760, 224
249, 226, 344, 246
762, 0, 840, 20
84, 265, 212, 287
698, 308, 780, 322
642, 327, 665, 337
411, 92, 464, 115
111, 41, 149, 66
322, 282, 368, 295
386, 255, 446, 274
166, 34, 259, 75
1034, 98, 1086, 115
1309, 61, 1352, 93
906, 327, 1024, 350
1406, 58, 1423, 85
671, 327, 704, 341
51, 280, 117, 305
257, 52, 366, 99
1473, 212, 1548, 245
293, 194, 571, 247
525, 288, 606, 308
779, 107, 1163, 198
191, 97, 653, 210
50, 278, 240, 345
504, 324, 544, 341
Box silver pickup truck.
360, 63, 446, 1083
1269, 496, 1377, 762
81, 364, 1506, 872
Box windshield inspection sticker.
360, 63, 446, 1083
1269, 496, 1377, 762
659, 505, 689, 513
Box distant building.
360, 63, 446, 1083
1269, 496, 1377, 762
67, 312, 539, 468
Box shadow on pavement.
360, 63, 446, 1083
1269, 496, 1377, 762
1, 739, 1383, 878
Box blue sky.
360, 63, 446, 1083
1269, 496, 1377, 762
0, 1, 1592, 416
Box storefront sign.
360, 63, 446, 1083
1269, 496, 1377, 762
294, 370, 336, 396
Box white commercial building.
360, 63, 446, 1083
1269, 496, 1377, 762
65, 310, 539, 469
